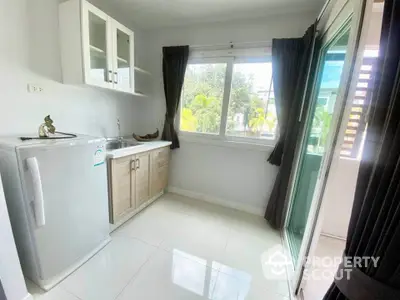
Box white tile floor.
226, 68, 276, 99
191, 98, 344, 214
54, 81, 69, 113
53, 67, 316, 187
27, 193, 290, 300
302, 235, 346, 300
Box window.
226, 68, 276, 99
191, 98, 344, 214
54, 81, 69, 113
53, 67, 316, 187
179, 51, 277, 145
226, 62, 276, 139
180, 63, 226, 134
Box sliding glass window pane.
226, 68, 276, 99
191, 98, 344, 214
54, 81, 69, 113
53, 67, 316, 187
226, 62, 277, 139
180, 64, 226, 134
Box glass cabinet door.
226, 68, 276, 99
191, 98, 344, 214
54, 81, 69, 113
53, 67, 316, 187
83, 3, 112, 88
112, 22, 134, 93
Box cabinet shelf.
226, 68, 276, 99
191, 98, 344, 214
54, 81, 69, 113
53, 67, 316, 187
117, 56, 128, 64
134, 67, 151, 76
90, 44, 106, 54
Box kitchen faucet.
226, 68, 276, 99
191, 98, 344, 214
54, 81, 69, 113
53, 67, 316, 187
117, 117, 121, 139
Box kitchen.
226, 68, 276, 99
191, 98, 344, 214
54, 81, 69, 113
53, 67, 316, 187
0, 0, 364, 299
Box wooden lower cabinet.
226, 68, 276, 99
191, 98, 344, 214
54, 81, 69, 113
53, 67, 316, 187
109, 146, 169, 224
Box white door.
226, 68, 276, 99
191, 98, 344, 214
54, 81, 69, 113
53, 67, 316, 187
111, 20, 135, 93
287, 0, 370, 296
81, 2, 113, 89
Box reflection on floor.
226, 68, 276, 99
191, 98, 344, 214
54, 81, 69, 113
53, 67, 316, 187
27, 193, 290, 300
302, 235, 346, 300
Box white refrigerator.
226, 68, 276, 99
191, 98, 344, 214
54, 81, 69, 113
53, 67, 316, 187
0, 135, 111, 290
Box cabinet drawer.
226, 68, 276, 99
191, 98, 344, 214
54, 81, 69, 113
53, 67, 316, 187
152, 147, 170, 168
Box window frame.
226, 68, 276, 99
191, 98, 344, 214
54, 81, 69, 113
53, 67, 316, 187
177, 53, 277, 148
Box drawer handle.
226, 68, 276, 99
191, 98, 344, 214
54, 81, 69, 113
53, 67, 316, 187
131, 159, 136, 171
136, 158, 140, 169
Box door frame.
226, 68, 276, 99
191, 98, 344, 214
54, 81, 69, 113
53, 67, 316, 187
293, 0, 376, 295
290, 18, 354, 293
281, 0, 369, 296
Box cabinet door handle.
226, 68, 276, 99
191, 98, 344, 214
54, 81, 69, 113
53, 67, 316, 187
114, 72, 118, 84
108, 70, 112, 83
131, 159, 136, 171
136, 158, 140, 169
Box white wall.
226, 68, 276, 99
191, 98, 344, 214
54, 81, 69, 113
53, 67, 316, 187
0, 175, 29, 300
321, 158, 360, 239
142, 12, 319, 214
0, 0, 146, 138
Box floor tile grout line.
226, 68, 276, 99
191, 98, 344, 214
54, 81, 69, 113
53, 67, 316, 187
209, 269, 221, 299
61, 286, 84, 300
112, 245, 159, 300
111, 233, 163, 249
28, 279, 84, 300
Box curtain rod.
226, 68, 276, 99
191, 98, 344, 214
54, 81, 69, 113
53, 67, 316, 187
189, 41, 272, 50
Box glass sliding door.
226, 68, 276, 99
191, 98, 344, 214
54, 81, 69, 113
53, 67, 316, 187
286, 23, 352, 266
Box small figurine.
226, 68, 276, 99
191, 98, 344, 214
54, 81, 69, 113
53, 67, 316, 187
38, 115, 56, 138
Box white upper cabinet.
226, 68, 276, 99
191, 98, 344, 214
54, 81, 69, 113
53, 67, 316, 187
59, 0, 136, 94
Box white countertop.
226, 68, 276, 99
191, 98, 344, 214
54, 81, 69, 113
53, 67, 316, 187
106, 140, 172, 159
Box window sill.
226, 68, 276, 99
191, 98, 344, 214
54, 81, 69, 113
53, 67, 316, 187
178, 133, 275, 152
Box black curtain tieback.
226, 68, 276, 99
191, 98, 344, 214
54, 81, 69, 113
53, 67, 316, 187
334, 261, 400, 300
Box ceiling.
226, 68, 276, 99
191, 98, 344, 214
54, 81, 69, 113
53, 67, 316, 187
95, 0, 325, 29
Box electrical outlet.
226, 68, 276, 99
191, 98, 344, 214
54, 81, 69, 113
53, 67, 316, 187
27, 84, 44, 93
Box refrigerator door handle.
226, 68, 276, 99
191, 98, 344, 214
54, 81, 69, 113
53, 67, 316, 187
26, 157, 45, 227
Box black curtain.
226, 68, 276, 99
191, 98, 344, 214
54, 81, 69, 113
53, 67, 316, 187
161, 46, 189, 149
264, 23, 317, 229
324, 1, 400, 299
0, 280, 6, 300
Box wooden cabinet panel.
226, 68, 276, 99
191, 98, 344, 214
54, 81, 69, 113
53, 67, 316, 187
150, 147, 169, 197
152, 164, 168, 196
110, 156, 133, 223
153, 147, 170, 168
135, 152, 150, 208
